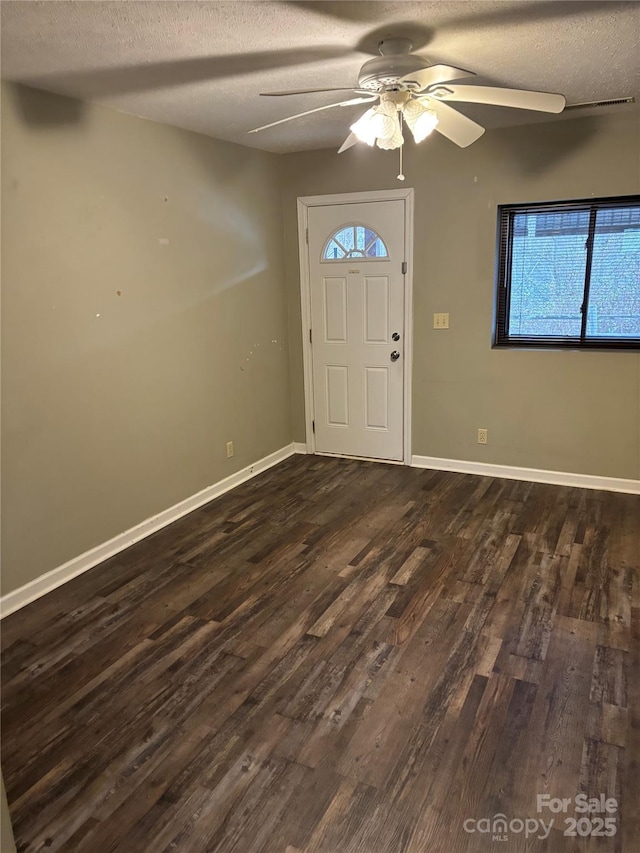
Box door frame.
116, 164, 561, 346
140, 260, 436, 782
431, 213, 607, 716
297, 188, 414, 465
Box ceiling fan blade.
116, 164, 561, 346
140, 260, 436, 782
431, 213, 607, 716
261, 87, 361, 96
430, 84, 566, 113
400, 64, 475, 92
338, 132, 359, 153
249, 96, 376, 133
421, 97, 485, 148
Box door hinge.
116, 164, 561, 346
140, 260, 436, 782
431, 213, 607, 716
312, 420, 315, 434
401, 261, 408, 274
309, 328, 312, 344
306, 227, 309, 244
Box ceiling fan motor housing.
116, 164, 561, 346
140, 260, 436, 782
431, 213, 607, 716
358, 39, 430, 91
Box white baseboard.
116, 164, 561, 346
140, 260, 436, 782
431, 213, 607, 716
411, 455, 640, 495
0, 443, 296, 619
292, 442, 308, 454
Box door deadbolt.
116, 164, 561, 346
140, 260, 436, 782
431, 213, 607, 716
392, 332, 400, 341
390, 350, 400, 362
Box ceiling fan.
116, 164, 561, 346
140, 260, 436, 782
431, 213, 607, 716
249, 38, 566, 177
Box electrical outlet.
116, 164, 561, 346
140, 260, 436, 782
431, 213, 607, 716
226, 441, 234, 458
433, 312, 449, 329
477, 428, 488, 445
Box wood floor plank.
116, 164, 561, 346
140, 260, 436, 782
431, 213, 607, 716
1, 454, 637, 852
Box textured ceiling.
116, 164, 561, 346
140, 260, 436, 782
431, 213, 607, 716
1, 1, 639, 153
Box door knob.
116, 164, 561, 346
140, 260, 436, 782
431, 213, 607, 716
390, 350, 400, 362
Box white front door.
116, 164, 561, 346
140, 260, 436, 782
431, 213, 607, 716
308, 199, 406, 461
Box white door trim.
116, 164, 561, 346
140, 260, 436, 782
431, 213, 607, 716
297, 188, 414, 465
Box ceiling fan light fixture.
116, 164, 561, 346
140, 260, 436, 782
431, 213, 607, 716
350, 98, 399, 147
403, 99, 439, 143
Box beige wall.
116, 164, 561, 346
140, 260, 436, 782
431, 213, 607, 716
281, 112, 640, 480
1, 83, 291, 595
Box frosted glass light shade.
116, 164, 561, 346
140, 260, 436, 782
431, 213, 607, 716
350, 108, 378, 146
404, 100, 439, 143
376, 115, 403, 150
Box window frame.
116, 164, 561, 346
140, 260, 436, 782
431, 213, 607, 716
493, 194, 640, 351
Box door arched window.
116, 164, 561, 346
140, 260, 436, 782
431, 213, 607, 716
322, 224, 389, 261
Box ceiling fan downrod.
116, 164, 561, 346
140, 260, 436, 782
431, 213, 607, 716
378, 38, 413, 56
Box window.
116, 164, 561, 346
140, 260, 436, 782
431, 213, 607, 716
494, 196, 640, 349
322, 224, 388, 261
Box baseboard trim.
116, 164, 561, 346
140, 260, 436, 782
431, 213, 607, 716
411, 455, 640, 494
292, 442, 308, 454
0, 443, 296, 619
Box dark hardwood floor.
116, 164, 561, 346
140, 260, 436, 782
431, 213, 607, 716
1, 454, 638, 852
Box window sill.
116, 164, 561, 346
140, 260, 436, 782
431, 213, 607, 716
492, 339, 640, 352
